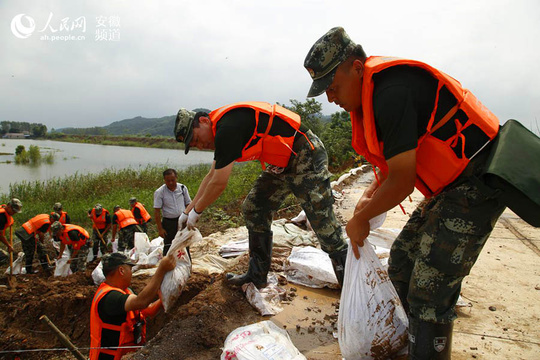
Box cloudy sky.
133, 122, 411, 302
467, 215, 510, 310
1, 0, 539, 133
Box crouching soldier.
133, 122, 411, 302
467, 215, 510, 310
89, 252, 175, 360
52, 221, 91, 273
15, 212, 59, 275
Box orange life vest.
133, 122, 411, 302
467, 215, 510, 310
59, 224, 90, 249
0, 206, 14, 233
114, 209, 138, 229
22, 214, 51, 235
89, 283, 146, 360
131, 203, 151, 224
210, 102, 313, 169
51, 211, 68, 224
91, 208, 110, 230
351, 56, 500, 197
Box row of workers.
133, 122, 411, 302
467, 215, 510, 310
0, 198, 152, 275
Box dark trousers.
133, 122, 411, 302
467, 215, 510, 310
162, 217, 179, 255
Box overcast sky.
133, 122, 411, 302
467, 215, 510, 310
1, 0, 539, 133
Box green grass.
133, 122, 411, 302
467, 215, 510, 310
0, 162, 263, 241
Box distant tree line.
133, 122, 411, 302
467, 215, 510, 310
51, 126, 108, 136
1, 121, 47, 137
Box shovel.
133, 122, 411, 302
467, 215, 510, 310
7, 226, 17, 289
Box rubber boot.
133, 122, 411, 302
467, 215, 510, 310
226, 231, 273, 287
329, 248, 347, 287
408, 315, 453, 359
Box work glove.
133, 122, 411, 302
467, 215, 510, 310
178, 212, 189, 230
187, 208, 201, 230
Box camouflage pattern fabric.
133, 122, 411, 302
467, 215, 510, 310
70, 243, 90, 273
16, 228, 49, 273
118, 224, 136, 252
388, 153, 506, 324
92, 228, 109, 259
242, 130, 347, 254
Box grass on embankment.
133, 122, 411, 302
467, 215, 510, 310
0, 162, 282, 242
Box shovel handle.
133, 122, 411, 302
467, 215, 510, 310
9, 225, 13, 277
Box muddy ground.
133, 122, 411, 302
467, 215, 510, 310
1, 168, 539, 359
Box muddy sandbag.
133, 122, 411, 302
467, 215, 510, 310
221, 320, 306, 360
338, 239, 408, 359
160, 228, 202, 311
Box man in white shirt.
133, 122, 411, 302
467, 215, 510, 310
153, 168, 191, 255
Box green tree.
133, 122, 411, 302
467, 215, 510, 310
15, 145, 25, 156
320, 111, 356, 170
279, 99, 324, 136
32, 124, 48, 137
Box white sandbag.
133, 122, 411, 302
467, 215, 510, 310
146, 247, 163, 266
4, 252, 26, 275
369, 212, 387, 230
160, 228, 202, 312
54, 248, 72, 277
92, 261, 105, 286
221, 320, 306, 360
149, 237, 164, 254
290, 210, 312, 231
284, 247, 338, 289
134, 232, 151, 256
338, 239, 408, 359
242, 274, 285, 316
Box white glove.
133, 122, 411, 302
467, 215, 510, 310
178, 212, 189, 229
187, 208, 201, 230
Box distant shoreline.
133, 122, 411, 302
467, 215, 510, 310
44, 133, 185, 150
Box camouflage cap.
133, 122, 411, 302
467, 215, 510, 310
129, 197, 137, 205
102, 253, 136, 276
174, 108, 196, 154
53, 202, 63, 212
94, 203, 103, 215
8, 198, 22, 213
113, 205, 121, 212
304, 27, 356, 97
50, 221, 63, 235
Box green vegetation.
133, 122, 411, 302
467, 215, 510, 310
13, 145, 55, 165
1, 163, 262, 239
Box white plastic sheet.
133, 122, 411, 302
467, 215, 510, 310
160, 228, 201, 312
242, 274, 285, 316
284, 247, 339, 289
54, 248, 72, 277
4, 252, 26, 275
92, 260, 105, 285
221, 321, 306, 360
338, 239, 408, 359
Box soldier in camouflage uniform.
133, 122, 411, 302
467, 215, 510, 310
174, 102, 348, 287
111, 205, 138, 253
305, 27, 506, 359
52, 221, 91, 273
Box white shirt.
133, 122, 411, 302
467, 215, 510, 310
153, 183, 191, 219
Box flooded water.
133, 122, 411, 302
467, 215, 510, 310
0, 139, 214, 195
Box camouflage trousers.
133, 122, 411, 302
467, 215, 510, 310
15, 228, 49, 273
91, 228, 109, 259
118, 225, 136, 252
242, 130, 346, 254
69, 243, 90, 273
388, 154, 506, 324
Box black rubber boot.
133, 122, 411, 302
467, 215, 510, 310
329, 247, 348, 287
408, 315, 453, 359
226, 231, 273, 287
